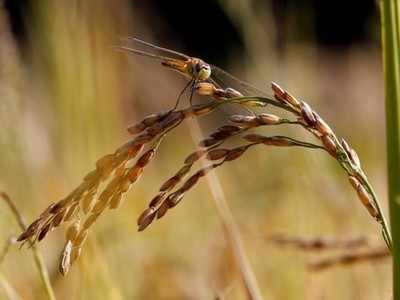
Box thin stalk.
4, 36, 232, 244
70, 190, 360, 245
188, 120, 264, 300
0, 237, 16, 265
332, 139, 393, 249
380, 0, 400, 297
357, 172, 392, 248
1, 192, 56, 300
0, 272, 22, 300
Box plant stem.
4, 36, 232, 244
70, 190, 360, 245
1, 192, 56, 300
357, 171, 392, 249
380, 0, 400, 298
188, 120, 264, 300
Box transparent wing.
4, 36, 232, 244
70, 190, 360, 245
210, 64, 272, 97
206, 77, 223, 89
121, 37, 190, 61
115, 46, 180, 62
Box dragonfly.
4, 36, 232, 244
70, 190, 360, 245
117, 37, 272, 110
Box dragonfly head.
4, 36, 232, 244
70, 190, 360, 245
191, 59, 211, 81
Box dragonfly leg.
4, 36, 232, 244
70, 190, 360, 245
189, 79, 198, 107
172, 78, 194, 111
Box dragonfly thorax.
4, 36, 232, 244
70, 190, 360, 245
189, 59, 211, 81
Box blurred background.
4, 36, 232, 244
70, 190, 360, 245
0, 0, 391, 299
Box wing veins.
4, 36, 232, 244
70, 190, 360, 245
123, 37, 190, 60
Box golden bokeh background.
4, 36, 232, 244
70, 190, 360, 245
0, 1, 391, 299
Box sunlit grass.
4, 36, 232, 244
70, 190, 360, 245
380, 0, 400, 298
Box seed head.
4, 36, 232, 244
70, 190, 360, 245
285, 93, 300, 107
263, 137, 292, 147
199, 137, 219, 148
184, 150, 207, 164
349, 148, 361, 168
218, 125, 242, 133
96, 154, 115, 171
230, 115, 259, 126
73, 229, 89, 247
243, 134, 267, 143
210, 130, 231, 140
134, 133, 155, 144
159, 111, 184, 129
109, 193, 123, 209
64, 203, 79, 221
271, 82, 286, 102
137, 207, 157, 231
196, 82, 217, 96
206, 148, 230, 160
160, 177, 181, 192
314, 114, 333, 136
258, 113, 282, 125
127, 122, 147, 135
300, 101, 316, 126
225, 146, 248, 161
136, 149, 155, 167
59, 240, 73, 276
341, 138, 360, 167
224, 87, 243, 98
321, 135, 337, 157
149, 193, 166, 207
156, 201, 170, 219
66, 221, 80, 241
142, 112, 168, 126
348, 176, 378, 218
83, 213, 100, 231
166, 191, 185, 207
38, 223, 52, 242
180, 174, 201, 193
127, 166, 143, 183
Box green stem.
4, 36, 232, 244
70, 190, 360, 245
380, 0, 400, 298
331, 136, 392, 250
357, 171, 392, 249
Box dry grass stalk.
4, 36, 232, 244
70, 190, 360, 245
269, 234, 369, 251
187, 119, 263, 300
0, 237, 17, 265
1, 192, 56, 300
308, 246, 390, 271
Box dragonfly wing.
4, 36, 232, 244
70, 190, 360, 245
122, 37, 190, 61
115, 46, 179, 62
210, 64, 272, 97
206, 77, 223, 89
117, 39, 190, 78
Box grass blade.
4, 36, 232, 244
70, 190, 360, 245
188, 120, 263, 300
380, 0, 400, 297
